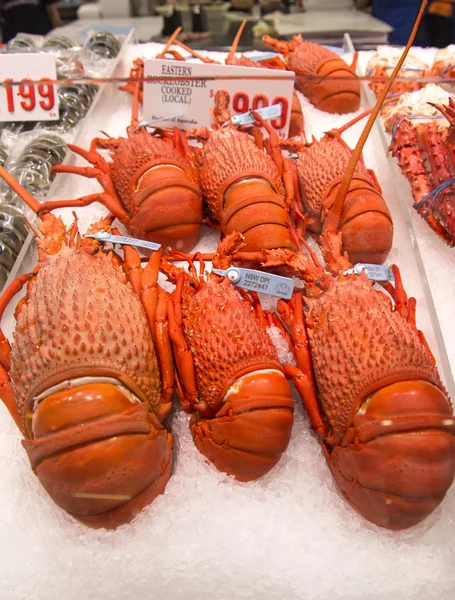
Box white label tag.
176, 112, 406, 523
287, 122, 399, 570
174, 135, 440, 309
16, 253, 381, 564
344, 263, 395, 282
229, 104, 282, 127
85, 231, 161, 251
212, 267, 294, 299
0, 54, 58, 122
143, 59, 295, 138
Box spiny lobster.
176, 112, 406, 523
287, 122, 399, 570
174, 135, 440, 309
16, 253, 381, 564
160, 233, 294, 482
273, 232, 455, 530
0, 168, 174, 530
382, 86, 455, 245
294, 114, 393, 265
187, 89, 303, 252
262, 34, 360, 115
37, 57, 203, 254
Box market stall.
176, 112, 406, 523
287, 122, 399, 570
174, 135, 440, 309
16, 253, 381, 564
0, 20, 454, 600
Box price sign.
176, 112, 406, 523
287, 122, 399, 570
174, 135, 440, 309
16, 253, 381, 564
0, 54, 58, 122
143, 59, 295, 138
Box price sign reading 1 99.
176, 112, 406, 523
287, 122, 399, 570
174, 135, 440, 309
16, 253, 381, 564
4, 78, 56, 113
0, 54, 58, 122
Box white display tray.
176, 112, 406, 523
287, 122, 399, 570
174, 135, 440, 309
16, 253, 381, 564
0, 41, 454, 600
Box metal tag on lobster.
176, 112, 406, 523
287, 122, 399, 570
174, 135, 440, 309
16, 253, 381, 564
227, 104, 282, 127
212, 267, 294, 299
85, 231, 161, 251
344, 263, 395, 282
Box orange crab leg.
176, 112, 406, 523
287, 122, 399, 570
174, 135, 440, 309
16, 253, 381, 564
37, 192, 130, 223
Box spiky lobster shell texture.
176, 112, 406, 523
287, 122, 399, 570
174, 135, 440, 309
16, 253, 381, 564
297, 137, 372, 218
307, 275, 445, 444
198, 128, 285, 219
11, 246, 160, 429
287, 42, 354, 99
181, 279, 282, 410
111, 130, 199, 213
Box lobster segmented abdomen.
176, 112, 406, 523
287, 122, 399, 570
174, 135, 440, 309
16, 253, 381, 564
198, 128, 292, 251
289, 44, 360, 114
191, 370, 294, 482
328, 381, 455, 530
25, 384, 172, 529
111, 130, 203, 253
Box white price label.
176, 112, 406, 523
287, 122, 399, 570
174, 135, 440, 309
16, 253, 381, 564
143, 59, 295, 138
0, 53, 58, 122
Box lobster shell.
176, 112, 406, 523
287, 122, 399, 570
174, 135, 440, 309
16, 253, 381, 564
296, 134, 393, 264
198, 126, 293, 252
0, 211, 173, 529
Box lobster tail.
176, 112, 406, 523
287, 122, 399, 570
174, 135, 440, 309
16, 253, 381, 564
223, 178, 292, 251
306, 57, 360, 115
24, 383, 172, 529
191, 370, 294, 482
327, 381, 455, 530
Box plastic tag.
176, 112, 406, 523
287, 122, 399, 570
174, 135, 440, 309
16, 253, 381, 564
228, 104, 282, 127
212, 267, 294, 299
85, 231, 161, 252
344, 263, 395, 282
245, 52, 278, 61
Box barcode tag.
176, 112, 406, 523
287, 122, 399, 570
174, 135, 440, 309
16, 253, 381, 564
228, 104, 282, 127
212, 267, 294, 299
85, 231, 161, 251
344, 263, 394, 282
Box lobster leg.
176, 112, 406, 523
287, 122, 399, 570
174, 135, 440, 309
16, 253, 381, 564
167, 273, 199, 414
37, 192, 130, 223
275, 294, 328, 439
0, 272, 32, 430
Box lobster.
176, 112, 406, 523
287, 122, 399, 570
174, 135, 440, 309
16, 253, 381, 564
187, 89, 303, 252
365, 46, 429, 98
262, 34, 360, 115
0, 168, 174, 529
289, 108, 393, 265
268, 231, 455, 530
160, 233, 294, 482
382, 86, 455, 245
165, 21, 304, 138
36, 56, 203, 254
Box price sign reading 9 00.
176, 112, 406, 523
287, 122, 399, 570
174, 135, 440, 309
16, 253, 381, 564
0, 54, 58, 122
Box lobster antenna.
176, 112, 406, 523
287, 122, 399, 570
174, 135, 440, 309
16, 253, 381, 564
160, 26, 182, 56
0, 165, 41, 214
323, 0, 428, 235
336, 96, 398, 135
173, 39, 213, 63
227, 19, 247, 62
131, 67, 141, 129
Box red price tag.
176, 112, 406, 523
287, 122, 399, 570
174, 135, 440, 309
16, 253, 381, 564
0, 54, 58, 122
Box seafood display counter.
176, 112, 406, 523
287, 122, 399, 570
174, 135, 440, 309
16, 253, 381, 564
0, 39, 454, 600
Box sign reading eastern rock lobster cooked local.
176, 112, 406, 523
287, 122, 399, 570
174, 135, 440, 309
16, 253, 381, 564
143, 58, 295, 138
